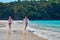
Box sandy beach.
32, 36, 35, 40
0, 29, 48, 40
0, 20, 48, 40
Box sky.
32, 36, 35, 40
0, 0, 49, 3
0, 0, 17, 3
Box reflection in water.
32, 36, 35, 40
7, 30, 28, 40
23, 30, 28, 40
8, 29, 11, 40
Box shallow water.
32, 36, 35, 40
29, 20, 60, 40
29, 20, 60, 32
0, 20, 60, 40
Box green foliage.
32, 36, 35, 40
0, 1, 60, 20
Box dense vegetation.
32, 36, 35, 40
0, 0, 60, 20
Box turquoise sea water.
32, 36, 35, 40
28, 20, 60, 40
29, 20, 60, 32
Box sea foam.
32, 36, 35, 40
27, 25, 60, 40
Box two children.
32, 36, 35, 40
8, 16, 29, 30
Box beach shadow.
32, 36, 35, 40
23, 30, 28, 40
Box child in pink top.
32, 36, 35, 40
8, 16, 12, 29
24, 16, 29, 30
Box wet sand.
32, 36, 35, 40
0, 29, 48, 40
0, 21, 48, 40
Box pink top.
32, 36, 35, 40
25, 17, 29, 24
8, 16, 12, 24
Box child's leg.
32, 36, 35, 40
9, 23, 11, 29
24, 23, 28, 30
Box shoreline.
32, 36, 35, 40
0, 28, 48, 40
0, 20, 60, 40
29, 27, 60, 40
0, 20, 48, 40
